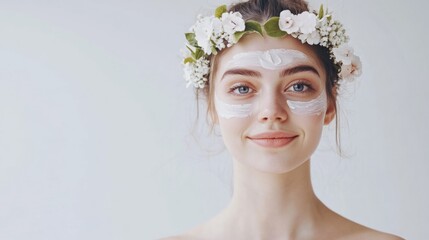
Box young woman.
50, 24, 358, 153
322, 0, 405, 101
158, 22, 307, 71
163, 0, 403, 239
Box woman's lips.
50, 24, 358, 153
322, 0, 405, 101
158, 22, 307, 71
247, 132, 298, 148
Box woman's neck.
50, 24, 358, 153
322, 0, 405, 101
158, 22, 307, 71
216, 158, 326, 239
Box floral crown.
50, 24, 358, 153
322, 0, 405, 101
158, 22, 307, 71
182, 4, 362, 89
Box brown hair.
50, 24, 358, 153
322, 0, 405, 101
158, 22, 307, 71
193, 0, 342, 154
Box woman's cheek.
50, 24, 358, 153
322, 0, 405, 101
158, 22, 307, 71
217, 118, 250, 153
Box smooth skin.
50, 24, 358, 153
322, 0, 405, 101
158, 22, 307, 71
161, 34, 403, 240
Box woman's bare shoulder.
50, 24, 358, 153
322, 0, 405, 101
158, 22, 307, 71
157, 233, 199, 240
337, 219, 404, 240
158, 231, 404, 240
158, 214, 404, 240
349, 228, 404, 240
158, 230, 404, 240
157, 235, 186, 240
325, 210, 404, 240
157, 236, 180, 240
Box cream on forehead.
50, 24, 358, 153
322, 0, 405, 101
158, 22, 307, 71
287, 92, 327, 116
226, 49, 310, 70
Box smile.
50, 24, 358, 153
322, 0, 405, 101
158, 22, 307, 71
247, 132, 298, 148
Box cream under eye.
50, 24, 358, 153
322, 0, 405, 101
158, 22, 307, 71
286, 91, 327, 116
214, 94, 253, 119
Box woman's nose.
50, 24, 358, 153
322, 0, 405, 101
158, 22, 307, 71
257, 93, 288, 123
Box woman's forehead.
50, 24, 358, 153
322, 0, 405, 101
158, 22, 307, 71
216, 34, 326, 77
225, 49, 311, 70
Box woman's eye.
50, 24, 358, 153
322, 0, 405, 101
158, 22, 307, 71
230, 85, 253, 95
288, 83, 309, 92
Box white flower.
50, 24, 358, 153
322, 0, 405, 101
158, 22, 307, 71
317, 17, 330, 36
328, 21, 348, 47
192, 16, 215, 54
221, 12, 245, 34
183, 63, 195, 88
298, 33, 308, 43
183, 58, 210, 88
213, 37, 226, 50
212, 17, 223, 37
211, 18, 226, 50
339, 55, 362, 81
332, 44, 354, 65
350, 55, 362, 77
296, 11, 317, 34
339, 64, 352, 80
279, 10, 300, 34
198, 80, 206, 88
225, 34, 236, 46
305, 31, 321, 45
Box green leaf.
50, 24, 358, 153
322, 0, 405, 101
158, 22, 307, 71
186, 46, 195, 57
184, 57, 195, 64
245, 20, 263, 35
194, 48, 204, 59
318, 4, 324, 19
233, 21, 264, 42
186, 45, 195, 55
263, 17, 286, 38
208, 40, 218, 55
211, 45, 218, 55
185, 32, 197, 47
234, 31, 247, 42
215, 5, 227, 18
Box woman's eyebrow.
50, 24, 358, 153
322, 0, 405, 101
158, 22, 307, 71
221, 68, 261, 81
280, 65, 320, 77
221, 65, 320, 81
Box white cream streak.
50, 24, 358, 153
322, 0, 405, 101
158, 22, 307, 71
215, 93, 327, 119
214, 94, 253, 119
226, 49, 309, 70
286, 92, 327, 116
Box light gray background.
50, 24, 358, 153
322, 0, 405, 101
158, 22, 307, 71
0, 0, 427, 239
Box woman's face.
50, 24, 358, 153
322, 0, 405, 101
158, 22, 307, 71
212, 34, 335, 174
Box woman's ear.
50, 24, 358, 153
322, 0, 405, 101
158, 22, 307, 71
324, 100, 336, 125
324, 87, 337, 125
